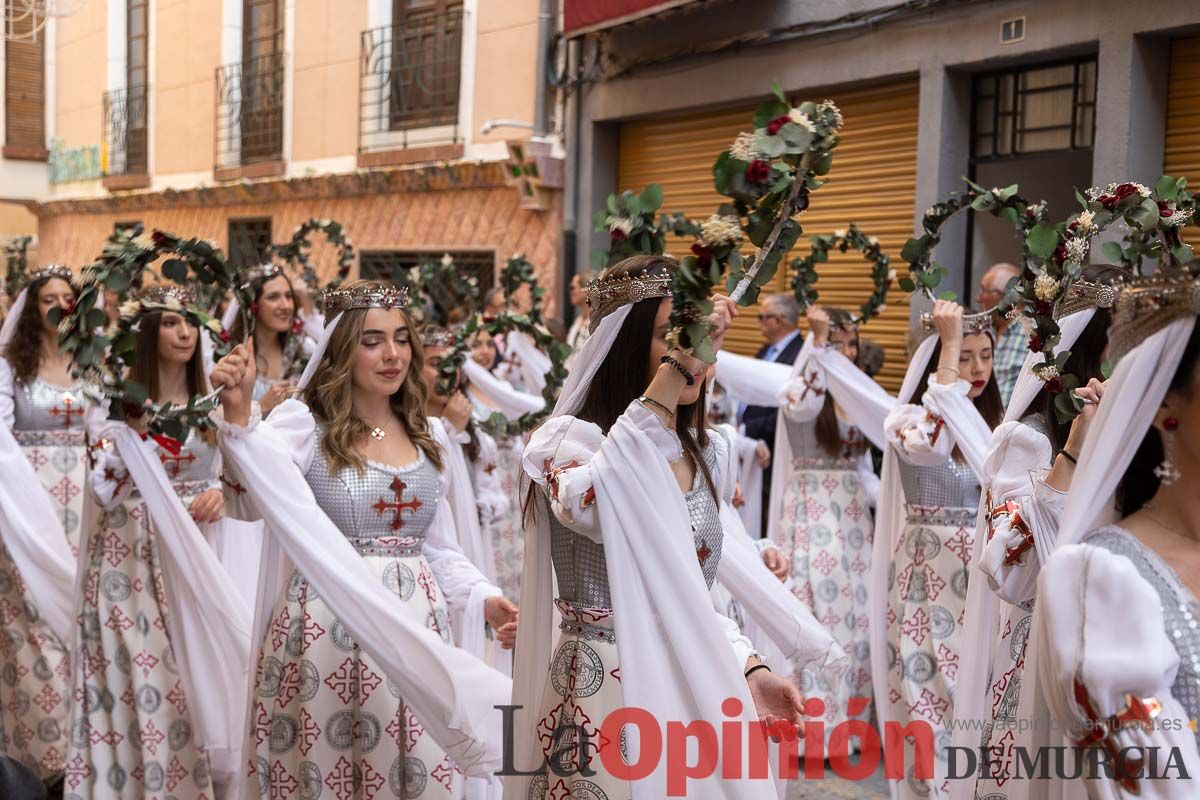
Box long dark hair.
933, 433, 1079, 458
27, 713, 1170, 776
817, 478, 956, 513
1117, 323, 1200, 516
130, 311, 216, 443
4, 274, 73, 384
904, 335, 1005, 450
229, 270, 294, 368
523, 255, 717, 521
814, 308, 860, 458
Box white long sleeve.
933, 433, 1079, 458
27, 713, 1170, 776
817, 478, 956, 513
0, 357, 14, 429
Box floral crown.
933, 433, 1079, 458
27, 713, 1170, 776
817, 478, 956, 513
137, 284, 197, 305
1107, 273, 1200, 365
1052, 279, 1118, 321
29, 264, 73, 285
420, 325, 457, 348
239, 262, 284, 290
587, 268, 673, 333
918, 309, 995, 338
323, 284, 409, 317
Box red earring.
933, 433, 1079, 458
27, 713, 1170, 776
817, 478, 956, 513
1155, 417, 1181, 485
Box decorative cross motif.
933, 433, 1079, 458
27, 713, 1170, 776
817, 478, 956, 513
925, 413, 946, 446
1071, 680, 1162, 794
798, 370, 826, 403
986, 498, 1022, 541
696, 539, 712, 567
372, 477, 423, 531
158, 450, 197, 478
49, 395, 84, 430
1153, 460, 1182, 486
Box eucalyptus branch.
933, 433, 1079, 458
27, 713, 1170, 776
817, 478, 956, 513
730, 160, 810, 303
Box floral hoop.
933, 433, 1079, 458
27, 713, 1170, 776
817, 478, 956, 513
898, 182, 1047, 301
498, 254, 547, 324
385, 253, 481, 327
1015, 175, 1195, 419
461, 311, 568, 436
4, 235, 32, 297
791, 223, 894, 322
594, 184, 667, 268
269, 218, 356, 305
57, 229, 249, 441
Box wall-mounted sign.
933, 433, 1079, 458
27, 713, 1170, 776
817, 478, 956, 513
48, 138, 103, 184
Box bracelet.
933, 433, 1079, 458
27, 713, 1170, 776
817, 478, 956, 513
660, 355, 695, 385
638, 395, 675, 419
936, 366, 960, 378
1056, 449, 1078, 465
744, 663, 771, 679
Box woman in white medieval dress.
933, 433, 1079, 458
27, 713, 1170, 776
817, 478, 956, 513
209, 280, 517, 799
1020, 273, 1200, 799
509, 255, 809, 800
68, 290, 229, 800
0, 265, 86, 792
772, 305, 881, 751
874, 300, 1003, 800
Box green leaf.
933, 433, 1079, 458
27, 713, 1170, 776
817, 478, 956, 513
970, 194, 993, 212
1101, 241, 1125, 263
85, 308, 106, 330
162, 258, 187, 282
778, 122, 813, 152
1075, 189, 1088, 210
997, 184, 1019, 200
770, 81, 788, 105
753, 99, 788, 129
897, 277, 916, 292
812, 152, 833, 175
606, 194, 620, 216
740, 284, 761, 305
755, 131, 786, 159
899, 238, 924, 263
639, 183, 663, 213
937, 290, 958, 301
105, 271, 131, 292
692, 337, 716, 364
1003, 206, 1019, 226
124, 380, 148, 406
624, 195, 642, 218
1101, 358, 1113, 379
1026, 223, 1060, 260
1172, 244, 1195, 265
1053, 391, 1081, 424
1156, 175, 1180, 201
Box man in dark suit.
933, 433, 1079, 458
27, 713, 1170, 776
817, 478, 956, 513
739, 293, 803, 535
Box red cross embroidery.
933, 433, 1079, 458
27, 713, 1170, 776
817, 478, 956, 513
798, 370, 826, 402
372, 477, 423, 531
987, 498, 1035, 565
925, 413, 946, 445
158, 450, 197, 478
102, 467, 132, 498
696, 540, 713, 567
221, 474, 247, 495
1072, 680, 1161, 794
541, 458, 581, 502
49, 396, 84, 430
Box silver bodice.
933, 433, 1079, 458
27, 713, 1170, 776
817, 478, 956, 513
156, 431, 221, 487
303, 425, 440, 554
1083, 525, 1200, 751
12, 377, 88, 433
898, 457, 980, 510
252, 375, 276, 402
549, 433, 726, 610
783, 415, 868, 467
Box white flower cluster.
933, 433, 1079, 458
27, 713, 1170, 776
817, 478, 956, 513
1086, 182, 1152, 200
1165, 208, 1194, 229
833, 228, 847, 239
1034, 273, 1060, 301
118, 299, 142, 319
441, 253, 454, 268
699, 214, 743, 247
1036, 364, 1060, 380
131, 233, 156, 252
787, 109, 816, 133
818, 100, 844, 128
1075, 209, 1095, 232
205, 318, 223, 334
728, 132, 763, 162
1064, 237, 1089, 265
605, 216, 635, 236
1027, 201, 1047, 218
869, 236, 881, 247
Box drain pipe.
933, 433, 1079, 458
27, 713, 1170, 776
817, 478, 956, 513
533, 0, 554, 136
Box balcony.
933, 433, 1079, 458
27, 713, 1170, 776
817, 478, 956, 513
214, 52, 285, 180
358, 10, 463, 167
102, 85, 149, 190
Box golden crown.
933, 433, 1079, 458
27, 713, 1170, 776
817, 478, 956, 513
587, 269, 673, 333
137, 284, 197, 305
1107, 273, 1200, 365
1053, 280, 1118, 320
239, 262, 285, 290
28, 264, 73, 285
323, 284, 409, 316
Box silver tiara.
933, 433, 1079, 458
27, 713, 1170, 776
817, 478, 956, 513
420, 326, 457, 348
137, 284, 197, 305
29, 264, 73, 285
919, 309, 996, 337
1108, 273, 1200, 365
1053, 280, 1118, 320
323, 284, 410, 316
587, 269, 673, 333
239, 262, 285, 290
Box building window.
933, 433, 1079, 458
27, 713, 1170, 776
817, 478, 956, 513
216, 0, 285, 169
228, 218, 273, 270
103, 0, 150, 177
4, 0, 46, 158
360, 249, 492, 322
359, 0, 463, 152
971, 57, 1097, 160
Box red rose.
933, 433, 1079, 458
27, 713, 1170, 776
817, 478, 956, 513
1098, 194, 1118, 211
1158, 201, 1173, 218
1052, 244, 1067, 265
250, 301, 260, 316
1028, 334, 1043, 353
1044, 376, 1063, 393
291, 318, 304, 335
745, 160, 771, 184
1035, 300, 1054, 316
482, 314, 496, 324
610, 229, 627, 243
219, 329, 231, 343
150, 230, 172, 249
1067, 221, 1079, 233
766, 115, 791, 135
1115, 183, 1137, 200
691, 242, 713, 268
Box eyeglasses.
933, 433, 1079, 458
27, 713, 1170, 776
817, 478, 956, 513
757, 313, 780, 321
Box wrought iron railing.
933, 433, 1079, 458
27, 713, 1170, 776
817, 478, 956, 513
359, 10, 463, 152
215, 52, 285, 169
102, 85, 148, 176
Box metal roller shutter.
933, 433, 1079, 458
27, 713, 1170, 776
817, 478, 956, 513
4, 3, 45, 152
618, 78, 918, 391
1166, 38, 1200, 199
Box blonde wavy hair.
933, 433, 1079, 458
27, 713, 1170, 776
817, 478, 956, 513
301, 282, 443, 474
